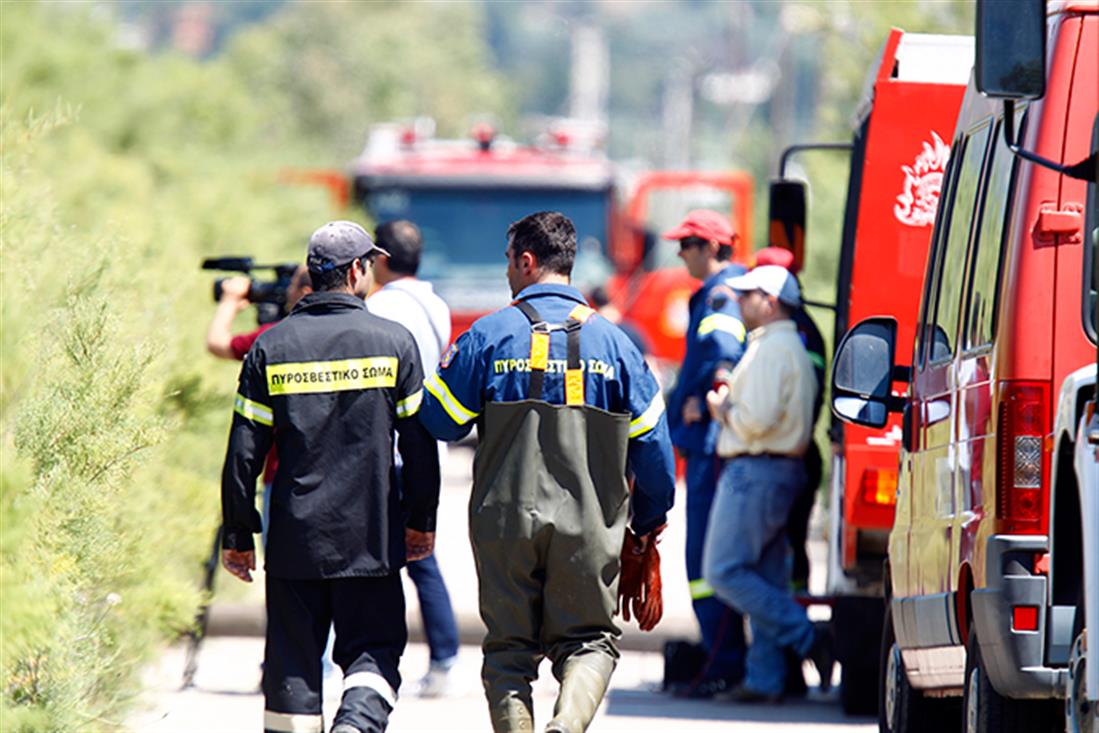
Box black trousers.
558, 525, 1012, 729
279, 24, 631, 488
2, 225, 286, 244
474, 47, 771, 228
263, 573, 406, 733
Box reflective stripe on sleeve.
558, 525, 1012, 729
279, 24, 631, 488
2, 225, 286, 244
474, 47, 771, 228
689, 578, 715, 600
696, 313, 746, 341
424, 373, 479, 425
808, 351, 826, 370
396, 388, 423, 419
234, 393, 273, 426
629, 392, 665, 438
344, 670, 398, 709
263, 711, 323, 733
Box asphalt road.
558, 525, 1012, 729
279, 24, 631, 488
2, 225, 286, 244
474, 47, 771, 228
129, 446, 876, 731
128, 638, 876, 732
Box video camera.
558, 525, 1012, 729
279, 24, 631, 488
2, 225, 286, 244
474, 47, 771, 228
202, 257, 299, 325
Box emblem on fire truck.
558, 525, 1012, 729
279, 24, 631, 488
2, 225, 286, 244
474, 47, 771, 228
894, 131, 951, 227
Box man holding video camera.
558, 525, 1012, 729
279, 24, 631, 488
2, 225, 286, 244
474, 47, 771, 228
206, 264, 312, 550
206, 265, 313, 360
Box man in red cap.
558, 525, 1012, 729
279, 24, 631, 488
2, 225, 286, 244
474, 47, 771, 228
662, 209, 748, 697
752, 247, 826, 596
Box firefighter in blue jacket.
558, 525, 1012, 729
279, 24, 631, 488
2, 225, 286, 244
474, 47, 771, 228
663, 209, 748, 697
418, 211, 676, 733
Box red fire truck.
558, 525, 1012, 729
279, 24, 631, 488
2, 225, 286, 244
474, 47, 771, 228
344, 119, 754, 366
769, 29, 973, 713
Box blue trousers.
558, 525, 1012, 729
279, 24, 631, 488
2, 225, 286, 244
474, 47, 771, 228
406, 554, 460, 664
703, 455, 814, 695
685, 455, 746, 682
395, 463, 460, 666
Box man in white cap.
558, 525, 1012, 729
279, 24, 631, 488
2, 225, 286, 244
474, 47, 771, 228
703, 265, 832, 703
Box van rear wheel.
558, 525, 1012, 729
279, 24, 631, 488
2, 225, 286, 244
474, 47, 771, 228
879, 607, 959, 732
962, 628, 1061, 733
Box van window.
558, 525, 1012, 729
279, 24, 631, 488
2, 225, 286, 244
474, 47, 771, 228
964, 121, 1017, 350
927, 123, 993, 363
915, 148, 960, 368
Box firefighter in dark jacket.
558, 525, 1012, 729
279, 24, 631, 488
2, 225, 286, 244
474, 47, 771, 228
418, 211, 676, 733
221, 221, 441, 733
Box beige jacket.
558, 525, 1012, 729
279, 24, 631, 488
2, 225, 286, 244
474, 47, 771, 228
715, 319, 817, 458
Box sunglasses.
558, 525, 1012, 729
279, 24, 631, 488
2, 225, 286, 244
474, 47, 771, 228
678, 236, 709, 251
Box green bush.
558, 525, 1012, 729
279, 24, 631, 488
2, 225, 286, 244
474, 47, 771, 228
0, 7, 328, 731
1, 2, 512, 728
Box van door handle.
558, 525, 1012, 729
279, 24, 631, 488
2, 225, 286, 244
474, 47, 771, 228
1033, 201, 1084, 245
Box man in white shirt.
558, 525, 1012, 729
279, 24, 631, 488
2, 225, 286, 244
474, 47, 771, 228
702, 265, 832, 703
367, 220, 461, 698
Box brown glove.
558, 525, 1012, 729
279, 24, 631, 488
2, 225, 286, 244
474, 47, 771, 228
617, 525, 665, 631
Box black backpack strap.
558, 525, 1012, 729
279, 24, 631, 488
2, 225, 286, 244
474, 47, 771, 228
514, 300, 549, 401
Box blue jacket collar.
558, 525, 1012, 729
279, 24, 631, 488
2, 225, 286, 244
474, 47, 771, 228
513, 283, 586, 304
705, 263, 745, 289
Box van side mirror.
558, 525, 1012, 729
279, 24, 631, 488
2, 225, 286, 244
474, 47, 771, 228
974, 0, 1089, 180
768, 180, 806, 273
975, 0, 1045, 100
831, 317, 904, 429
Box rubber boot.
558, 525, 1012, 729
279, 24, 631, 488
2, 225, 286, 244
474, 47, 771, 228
489, 692, 534, 733
544, 654, 615, 733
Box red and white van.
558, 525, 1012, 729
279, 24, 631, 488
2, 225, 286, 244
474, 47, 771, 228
829, 1, 1097, 731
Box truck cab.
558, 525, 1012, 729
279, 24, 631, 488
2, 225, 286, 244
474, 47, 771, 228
349, 121, 754, 370
830, 2, 1097, 731
770, 27, 972, 715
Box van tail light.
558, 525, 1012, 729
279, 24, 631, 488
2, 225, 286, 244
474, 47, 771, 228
860, 468, 898, 506
996, 381, 1051, 534
1012, 605, 1039, 631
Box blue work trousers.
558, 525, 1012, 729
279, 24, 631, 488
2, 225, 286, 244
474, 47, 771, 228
406, 554, 460, 664
396, 463, 460, 666
685, 455, 746, 683
703, 455, 814, 695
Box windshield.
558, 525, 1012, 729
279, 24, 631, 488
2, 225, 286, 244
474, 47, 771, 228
363, 185, 613, 312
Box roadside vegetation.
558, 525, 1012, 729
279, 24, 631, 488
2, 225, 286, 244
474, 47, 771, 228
0, 3, 507, 730
0, 0, 972, 729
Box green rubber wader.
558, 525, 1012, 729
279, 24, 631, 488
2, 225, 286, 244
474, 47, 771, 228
471, 399, 630, 733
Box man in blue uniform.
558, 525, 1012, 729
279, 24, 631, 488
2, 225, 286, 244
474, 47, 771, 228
418, 211, 676, 733
663, 209, 748, 697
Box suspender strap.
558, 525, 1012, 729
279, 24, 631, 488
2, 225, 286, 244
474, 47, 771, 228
513, 299, 595, 405
514, 300, 548, 401
564, 304, 594, 406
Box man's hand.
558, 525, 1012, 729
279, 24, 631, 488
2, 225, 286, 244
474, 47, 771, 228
222, 549, 255, 583
706, 384, 729, 421
206, 277, 252, 358
405, 528, 435, 562
682, 396, 704, 425
219, 276, 252, 308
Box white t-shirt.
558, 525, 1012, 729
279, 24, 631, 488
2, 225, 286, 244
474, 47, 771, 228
368, 278, 452, 371
368, 278, 453, 467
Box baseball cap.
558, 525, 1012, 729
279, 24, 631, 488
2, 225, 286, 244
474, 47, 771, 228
306, 221, 389, 273
726, 265, 802, 307
661, 209, 736, 245
753, 246, 799, 275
